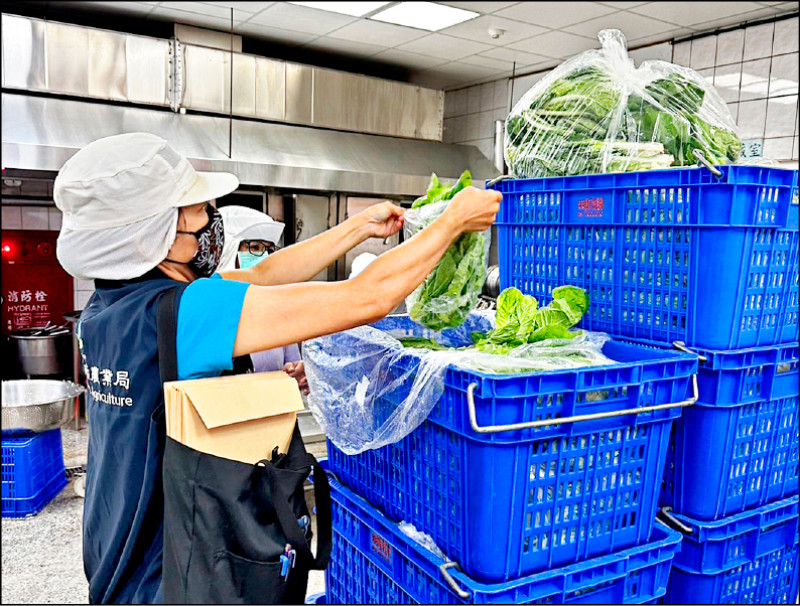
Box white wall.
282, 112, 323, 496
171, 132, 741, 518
444, 18, 799, 165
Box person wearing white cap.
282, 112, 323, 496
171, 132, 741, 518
56, 132, 501, 605
218, 206, 304, 385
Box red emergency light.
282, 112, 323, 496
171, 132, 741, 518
2, 244, 11, 254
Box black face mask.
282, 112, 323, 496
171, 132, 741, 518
166, 205, 225, 278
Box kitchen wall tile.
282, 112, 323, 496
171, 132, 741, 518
480, 82, 495, 112
793, 135, 798, 160
739, 58, 771, 101
716, 29, 745, 66
737, 99, 768, 139
494, 79, 509, 110
765, 95, 798, 138
714, 63, 742, 103
479, 111, 495, 139
465, 114, 481, 141
2, 206, 22, 229
444, 91, 456, 118
494, 107, 507, 124
727, 102, 740, 123
74, 279, 95, 292
769, 53, 799, 97
454, 88, 468, 117
467, 85, 481, 114
763, 137, 795, 160
21, 207, 49, 230
672, 40, 691, 67
690, 36, 717, 70
743, 22, 774, 61
443, 117, 457, 143
774, 18, 799, 55
451, 116, 467, 142
48, 208, 62, 231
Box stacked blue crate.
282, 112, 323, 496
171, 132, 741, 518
492, 165, 800, 604
2, 429, 67, 518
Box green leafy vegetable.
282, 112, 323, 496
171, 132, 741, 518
408, 171, 489, 331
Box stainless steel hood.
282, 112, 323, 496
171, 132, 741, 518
2, 93, 498, 197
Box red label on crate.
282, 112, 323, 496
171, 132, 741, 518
577, 197, 605, 218
370, 531, 393, 565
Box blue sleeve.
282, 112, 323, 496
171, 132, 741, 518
176, 274, 250, 380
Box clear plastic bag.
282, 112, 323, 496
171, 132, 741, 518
303, 313, 616, 455
505, 29, 742, 178
403, 201, 491, 331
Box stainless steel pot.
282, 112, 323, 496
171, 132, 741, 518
2, 379, 84, 432
9, 328, 72, 376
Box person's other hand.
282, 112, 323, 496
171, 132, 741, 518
362, 202, 405, 239
284, 361, 309, 395
443, 187, 502, 233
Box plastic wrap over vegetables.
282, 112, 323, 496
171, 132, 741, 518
505, 29, 742, 178
404, 171, 491, 331
304, 288, 618, 454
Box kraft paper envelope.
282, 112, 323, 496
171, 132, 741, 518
164, 371, 305, 465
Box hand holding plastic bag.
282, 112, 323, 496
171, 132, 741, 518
505, 29, 741, 178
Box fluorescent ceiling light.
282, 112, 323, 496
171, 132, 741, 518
288, 2, 391, 17
371, 2, 479, 31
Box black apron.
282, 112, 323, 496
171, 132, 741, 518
156, 287, 331, 604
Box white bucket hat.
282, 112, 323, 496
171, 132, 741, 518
54, 132, 239, 280
218, 206, 285, 271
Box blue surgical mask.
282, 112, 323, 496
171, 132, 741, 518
238, 251, 266, 269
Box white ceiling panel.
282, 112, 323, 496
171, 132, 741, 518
437, 2, 520, 14
394, 33, 494, 61
509, 30, 600, 58
302, 36, 386, 57
200, 2, 274, 13
629, 2, 765, 27
372, 48, 451, 69
438, 15, 547, 45
159, 1, 238, 18
458, 53, 516, 70
495, 2, 617, 29
325, 19, 428, 46
149, 7, 247, 28
627, 27, 693, 46
234, 21, 317, 44
689, 8, 791, 32
243, 2, 357, 34
597, 1, 648, 7
565, 11, 681, 40
479, 46, 552, 66
75, 2, 158, 15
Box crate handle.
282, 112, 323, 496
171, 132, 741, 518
466, 375, 698, 434
672, 340, 708, 363
693, 149, 723, 178
656, 506, 693, 535
486, 175, 510, 188
439, 562, 471, 599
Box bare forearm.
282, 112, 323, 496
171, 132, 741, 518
223, 214, 370, 286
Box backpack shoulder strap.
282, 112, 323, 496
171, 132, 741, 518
156, 287, 181, 384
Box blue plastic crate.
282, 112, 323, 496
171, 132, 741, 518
327, 316, 697, 582
663, 495, 799, 604
2, 429, 67, 518
661, 342, 799, 520
321, 464, 683, 604
492, 165, 799, 350
305, 593, 326, 604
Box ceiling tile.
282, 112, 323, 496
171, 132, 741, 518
325, 19, 428, 46
479, 46, 551, 65
508, 31, 599, 59
199, 2, 274, 13
75, 2, 156, 15
243, 3, 357, 35
372, 48, 450, 69
158, 2, 237, 18
688, 9, 783, 34
629, 2, 765, 27
395, 33, 494, 61
148, 7, 247, 29
302, 36, 386, 57
438, 14, 547, 45
627, 27, 694, 46
565, 11, 681, 41
437, 2, 520, 13
597, 2, 648, 7
458, 53, 515, 70
234, 22, 317, 45
495, 2, 616, 29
